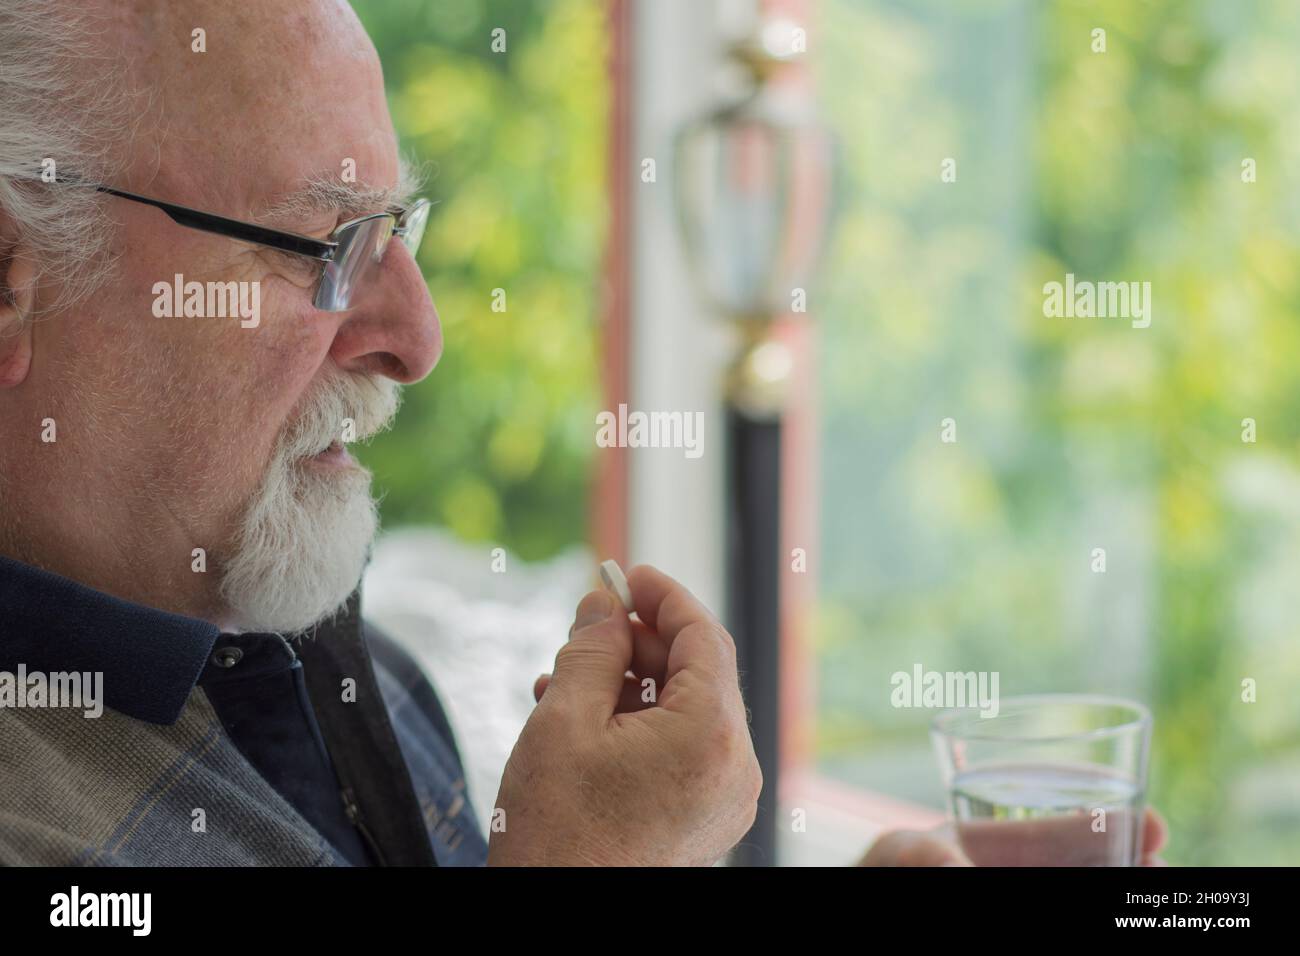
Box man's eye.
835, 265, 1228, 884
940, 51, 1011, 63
271, 250, 319, 279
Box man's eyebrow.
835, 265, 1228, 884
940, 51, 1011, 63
257, 156, 425, 229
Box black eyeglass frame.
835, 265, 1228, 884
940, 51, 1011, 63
23, 172, 431, 311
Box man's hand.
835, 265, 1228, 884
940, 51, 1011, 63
488, 564, 762, 866
858, 806, 1169, 866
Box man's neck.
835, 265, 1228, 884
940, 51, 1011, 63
0, 542, 232, 631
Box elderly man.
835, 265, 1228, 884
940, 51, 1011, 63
0, 1, 1164, 867
0, 0, 764, 868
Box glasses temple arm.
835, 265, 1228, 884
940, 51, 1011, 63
93, 185, 337, 261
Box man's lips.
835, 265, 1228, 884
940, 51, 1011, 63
304, 440, 355, 469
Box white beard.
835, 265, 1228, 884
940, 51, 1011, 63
218, 372, 400, 634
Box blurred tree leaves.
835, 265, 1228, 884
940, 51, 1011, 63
815, 0, 1300, 864
351, 0, 606, 560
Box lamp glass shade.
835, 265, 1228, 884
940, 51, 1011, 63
674, 88, 837, 319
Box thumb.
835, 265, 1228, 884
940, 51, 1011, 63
545, 590, 633, 723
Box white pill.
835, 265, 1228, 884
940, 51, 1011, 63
598, 559, 635, 613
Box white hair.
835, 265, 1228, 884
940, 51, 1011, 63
257, 158, 428, 226
219, 371, 403, 635
0, 1, 129, 316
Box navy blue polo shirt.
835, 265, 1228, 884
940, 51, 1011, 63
0, 553, 489, 866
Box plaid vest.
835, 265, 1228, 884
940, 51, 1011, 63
0, 554, 489, 866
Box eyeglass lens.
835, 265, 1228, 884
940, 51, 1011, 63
314, 201, 431, 312
315, 215, 393, 311
398, 201, 430, 256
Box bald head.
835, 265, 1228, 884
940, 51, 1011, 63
99, 0, 399, 225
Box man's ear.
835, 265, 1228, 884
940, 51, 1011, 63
0, 248, 36, 388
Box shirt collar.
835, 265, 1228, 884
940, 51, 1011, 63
0, 553, 222, 725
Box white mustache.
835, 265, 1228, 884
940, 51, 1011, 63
280, 373, 402, 460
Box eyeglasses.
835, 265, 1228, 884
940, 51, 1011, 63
33, 175, 431, 312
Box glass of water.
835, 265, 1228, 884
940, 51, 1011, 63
931, 695, 1152, 866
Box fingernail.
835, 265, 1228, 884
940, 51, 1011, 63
574, 591, 615, 630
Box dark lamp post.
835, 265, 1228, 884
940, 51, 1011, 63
672, 13, 838, 866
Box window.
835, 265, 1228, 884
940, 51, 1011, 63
810, 0, 1300, 866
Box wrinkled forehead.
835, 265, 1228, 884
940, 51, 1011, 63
111, 0, 396, 214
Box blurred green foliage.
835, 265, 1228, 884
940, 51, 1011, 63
815, 0, 1300, 864
351, 0, 606, 560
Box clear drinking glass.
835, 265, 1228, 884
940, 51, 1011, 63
931, 695, 1152, 866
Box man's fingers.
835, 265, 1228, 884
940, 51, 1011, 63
658, 619, 739, 708
535, 673, 656, 714
624, 564, 736, 694
859, 827, 972, 867
1141, 806, 1168, 856
865, 810, 1167, 867
615, 674, 658, 713
543, 608, 669, 708
554, 565, 744, 737
627, 618, 669, 689
625, 564, 719, 649
544, 589, 634, 723
955, 805, 1158, 866
564, 610, 670, 687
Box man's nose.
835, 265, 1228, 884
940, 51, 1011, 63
326, 242, 442, 383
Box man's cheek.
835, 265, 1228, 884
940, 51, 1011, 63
257, 276, 335, 353
210, 280, 322, 379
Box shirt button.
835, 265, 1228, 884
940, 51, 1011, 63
213, 646, 244, 668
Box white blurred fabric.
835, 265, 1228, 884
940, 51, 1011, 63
362, 527, 592, 839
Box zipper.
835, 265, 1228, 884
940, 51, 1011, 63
341, 786, 388, 866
